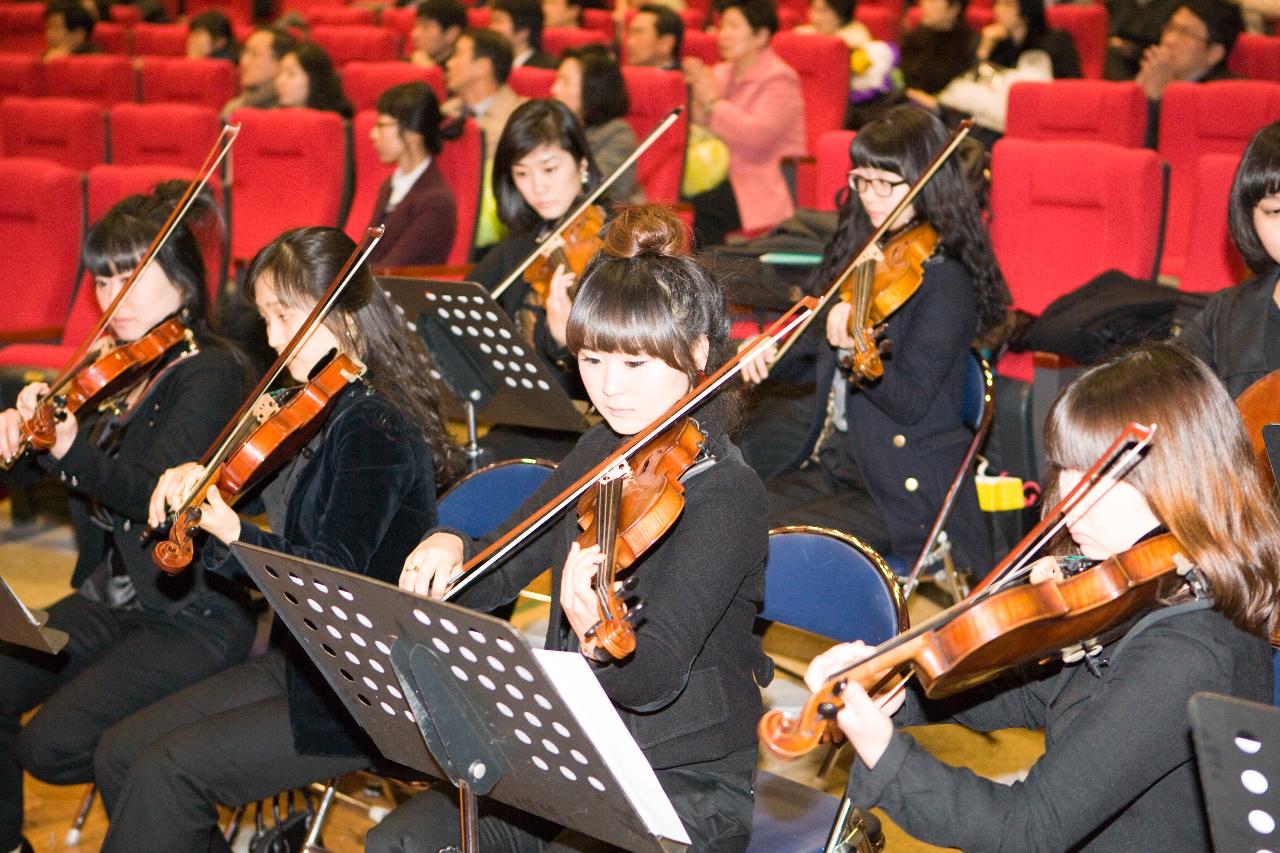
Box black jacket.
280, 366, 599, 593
988, 28, 1082, 79
37, 345, 247, 613
1178, 267, 1279, 398
444, 408, 772, 771
211, 383, 438, 756
848, 603, 1273, 851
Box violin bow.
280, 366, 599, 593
766, 120, 972, 367
489, 106, 684, 300
443, 294, 820, 600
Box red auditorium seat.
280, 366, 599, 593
1046, 4, 1107, 79
185, 0, 254, 26
41, 56, 137, 107
307, 5, 377, 25
93, 22, 129, 54
381, 6, 416, 39
1005, 80, 1147, 147
108, 4, 142, 26
906, 5, 994, 30
130, 23, 189, 57
989, 138, 1164, 382
621, 66, 688, 204
508, 66, 555, 99
227, 108, 348, 263
0, 158, 84, 342
684, 0, 711, 31
434, 116, 483, 265
1157, 80, 1280, 280
856, 6, 899, 43
310, 25, 401, 66
680, 30, 720, 65
862, 0, 904, 17
772, 31, 850, 211
0, 96, 106, 171
109, 102, 222, 169
138, 57, 238, 110
1228, 33, 1280, 83
775, 0, 807, 30
1178, 152, 1248, 293
0, 3, 48, 54
580, 8, 614, 38
342, 62, 445, 112
800, 129, 855, 211
346, 110, 393, 243
0, 55, 42, 99
465, 7, 491, 28
543, 27, 610, 57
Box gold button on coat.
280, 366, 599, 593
904, 477, 919, 492
892, 434, 906, 447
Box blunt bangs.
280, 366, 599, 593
83, 211, 151, 278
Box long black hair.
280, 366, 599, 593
243, 227, 461, 484
493, 99, 602, 233
812, 105, 1010, 334
375, 81, 458, 156
287, 41, 353, 118
1229, 120, 1280, 275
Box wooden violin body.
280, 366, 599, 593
1236, 368, 1280, 491
523, 205, 605, 304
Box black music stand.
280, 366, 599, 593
379, 277, 586, 467
0, 576, 68, 654
232, 542, 690, 853
1189, 691, 1280, 852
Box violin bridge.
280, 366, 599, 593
599, 458, 631, 483
339, 356, 369, 383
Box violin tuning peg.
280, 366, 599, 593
584, 624, 598, 640
625, 600, 646, 625
878, 339, 894, 356
622, 575, 639, 592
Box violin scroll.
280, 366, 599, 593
153, 505, 202, 574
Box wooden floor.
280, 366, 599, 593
6, 501, 1044, 852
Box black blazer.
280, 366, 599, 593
366, 160, 457, 268
209, 383, 438, 756
1177, 267, 1279, 399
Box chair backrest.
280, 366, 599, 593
130, 22, 189, 57
343, 61, 446, 113
311, 25, 401, 66
1, 96, 106, 171
1157, 80, 1280, 280
93, 21, 130, 55
543, 26, 611, 58
138, 57, 238, 110
0, 157, 83, 337
770, 31, 848, 156
581, 8, 614, 37
1005, 80, 1147, 148
0, 3, 47, 54
227, 108, 349, 262
1045, 3, 1107, 79
0, 54, 42, 99
307, 5, 377, 26
801, 129, 855, 211
41, 56, 136, 107
1178, 152, 1249, 294
109, 4, 142, 26
1229, 33, 1280, 82
620, 66, 688, 204
109, 102, 222, 168
433, 116, 483, 265
761, 526, 906, 644
680, 30, 720, 65
855, 5, 899, 42
508, 66, 556, 99
185, 0, 254, 26
381, 7, 416, 39
989, 138, 1164, 382
906, 5, 994, 30
436, 459, 557, 538
466, 7, 492, 28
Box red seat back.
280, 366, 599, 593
0, 54, 42, 99
621, 66, 688, 204
508, 66, 555, 99
772, 31, 849, 156
1046, 4, 1107, 80
680, 30, 719, 65
1157, 80, 1280, 279
342, 61, 446, 112
434, 116, 483, 265
130, 22, 189, 57
0, 157, 83, 337
856, 6, 899, 43
109, 4, 142, 26
381, 7, 416, 39
1178, 152, 1249, 293
185, 0, 254, 26
0, 3, 48, 54
311, 25, 401, 66
306, 5, 377, 26
989, 138, 1163, 381
227, 108, 349, 262
92, 21, 129, 55
138, 57, 238, 110
801, 129, 855, 211
109, 102, 222, 168
42, 56, 137, 107
581, 8, 614, 38
906, 6, 994, 29
1005, 80, 1147, 147
466, 7, 492, 29
1228, 33, 1280, 82
543, 26, 610, 57
0, 96, 105, 170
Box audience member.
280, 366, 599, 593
186, 10, 238, 63
900, 0, 977, 111
43, 0, 99, 59
683, 0, 805, 247
976, 0, 1080, 78
410, 0, 467, 68
795, 0, 898, 114
1137, 0, 1241, 145
624, 3, 683, 69
543, 0, 583, 28
552, 44, 643, 202
275, 41, 354, 119
1106, 0, 1183, 78
222, 27, 296, 121
492, 0, 558, 68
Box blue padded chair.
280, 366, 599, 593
748, 526, 906, 853
436, 458, 556, 539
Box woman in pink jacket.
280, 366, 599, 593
684, 0, 806, 247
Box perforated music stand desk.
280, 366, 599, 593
232, 542, 690, 853
379, 277, 586, 437
1189, 691, 1280, 852
0, 576, 68, 654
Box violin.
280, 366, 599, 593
575, 417, 705, 660
1235, 367, 1280, 491
0, 317, 195, 469
837, 221, 939, 381
523, 204, 605, 305
0, 126, 239, 469
759, 421, 1163, 759
148, 226, 385, 574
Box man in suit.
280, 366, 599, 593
491, 0, 558, 68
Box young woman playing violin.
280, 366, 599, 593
91, 226, 459, 852
0, 186, 255, 853
372, 205, 772, 853
744, 105, 1008, 578
806, 342, 1280, 852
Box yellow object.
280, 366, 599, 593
472, 160, 508, 249
682, 124, 730, 198
975, 457, 1026, 512
850, 47, 872, 76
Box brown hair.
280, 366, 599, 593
1043, 342, 1280, 638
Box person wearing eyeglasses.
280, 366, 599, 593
739, 105, 1008, 582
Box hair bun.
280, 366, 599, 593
600, 204, 688, 259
